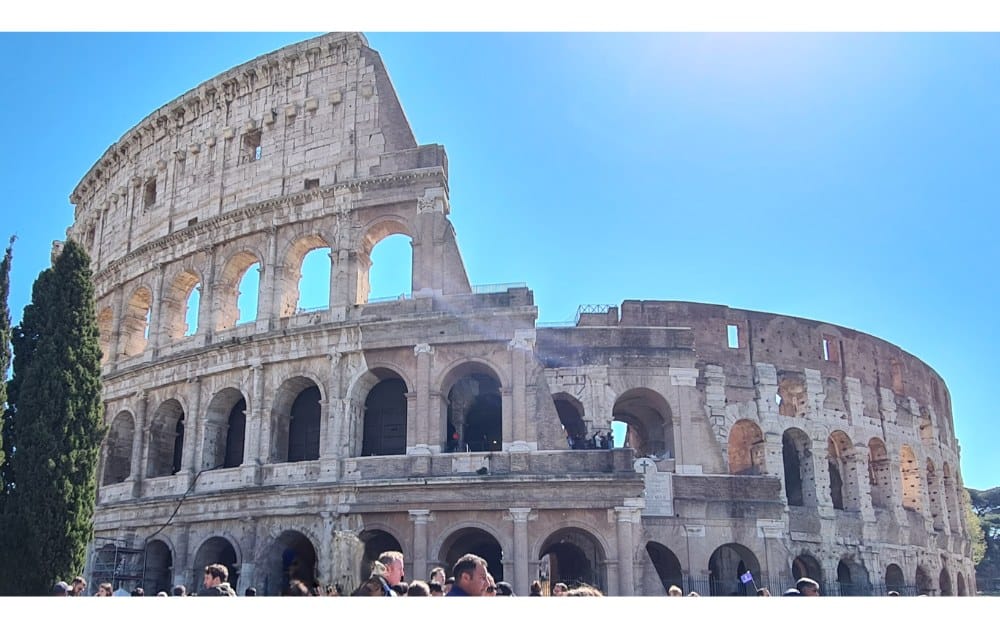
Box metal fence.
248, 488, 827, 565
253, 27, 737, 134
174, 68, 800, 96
668, 576, 918, 597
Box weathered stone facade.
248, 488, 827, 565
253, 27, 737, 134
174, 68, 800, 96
67, 33, 974, 596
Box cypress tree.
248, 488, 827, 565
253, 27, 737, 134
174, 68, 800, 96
0, 236, 13, 475
0, 239, 105, 595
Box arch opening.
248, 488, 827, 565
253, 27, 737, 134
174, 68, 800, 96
708, 543, 761, 596
103, 411, 135, 485
359, 225, 412, 304
728, 419, 764, 475
271, 377, 322, 463
192, 537, 239, 592
122, 286, 152, 357
143, 540, 173, 595
612, 388, 673, 459
360, 530, 403, 585
146, 400, 185, 478
645, 542, 683, 594
262, 530, 318, 596
202, 388, 246, 470
362, 374, 408, 456
278, 236, 331, 317
441, 528, 504, 582
782, 428, 816, 507
538, 528, 605, 593
446, 370, 502, 453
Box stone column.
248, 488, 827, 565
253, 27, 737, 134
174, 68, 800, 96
614, 506, 638, 596
198, 245, 217, 343
239, 516, 259, 591
179, 376, 201, 483
668, 367, 700, 466
411, 187, 448, 296
108, 286, 125, 366
410, 343, 434, 454
256, 225, 279, 333
887, 453, 907, 525
129, 391, 148, 498
409, 510, 431, 581
147, 263, 166, 355
508, 508, 533, 595
813, 435, 835, 517
319, 512, 335, 586
173, 524, 192, 590
506, 331, 535, 451
847, 446, 876, 522
326, 352, 347, 460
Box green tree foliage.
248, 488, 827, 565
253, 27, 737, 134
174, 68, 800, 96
0, 236, 13, 475
969, 486, 1000, 592
0, 240, 105, 595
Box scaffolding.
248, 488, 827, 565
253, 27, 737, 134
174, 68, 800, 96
90, 538, 145, 594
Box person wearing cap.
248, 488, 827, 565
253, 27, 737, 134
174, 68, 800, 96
782, 587, 802, 596
495, 581, 515, 596
52, 581, 71, 596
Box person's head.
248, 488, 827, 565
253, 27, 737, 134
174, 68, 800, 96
244, 586, 256, 597
71, 576, 87, 596
52, 581, 70, 596
552, 582, 569, 596
391, 583, 408, 596
97, 583, 114, 597
407, 580, 430, 596
429, 567, 446, 585
131, 587, 145, 597
204, 563, 229, 588
429, 581, 444, 596
496, 581, 514, 596
156, 591, 169, 597
795, 577, 820, 596
687, 591, 700, 597
452, 553, 490, 596
529, 580, 542, 596
565, 584, 603, 596
444, 576, 454, 594
283, 579, 309, 596
782, 588, 802, 596
378, 551, 405, 587
887, 590, 900, 597
485, 573, 497, 596
172, 585, 186, 597
756, 587, 771, 596
667, 585, 683, 597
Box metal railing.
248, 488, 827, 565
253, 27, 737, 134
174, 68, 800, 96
471, 282, 527, 294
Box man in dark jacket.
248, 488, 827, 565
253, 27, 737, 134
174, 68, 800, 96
446, 554, 489, 596
199, 563, 237, 597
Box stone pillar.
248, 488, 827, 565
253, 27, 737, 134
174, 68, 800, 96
508, 508, 533, 595
108, 286, 124, 366
198, 245, 217, 343
326, 352, 347, 460
180, 376, 201, 483
506, 331, 535, 451
615, 506, 638, 596
173, 524, 192, 590
256, 225, 279, 333
319, 512, 335, 586
813, 436, 835, 517
411, 187, 449, 296
887, 453, 907, 525
239, 516, 259, 590
147, 263, 167, 355
668, 367, 700, 466
410, 343, 434, 454
847, 446, 876, 522
129, 391, 149, 498
409, 509, 431, 582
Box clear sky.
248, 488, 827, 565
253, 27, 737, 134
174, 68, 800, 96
1, 30, 998, 491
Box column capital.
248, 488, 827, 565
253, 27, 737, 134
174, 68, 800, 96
506, 507, 535, 523
409, 509, 433, 524
414, 343, 435, 356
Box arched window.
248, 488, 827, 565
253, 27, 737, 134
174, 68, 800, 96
147, 400, 185, 478
553, 394, 588, 448
728, 419, 764, 475
202, 389, 247, 470
827, 431, 858, 511
236, 262, 260, 326
163, 270, 201, 340
900, 445, 921, 512
362, 377, 408, 456
777, 375, 807, 418
216, 251, 261, 331
121, 286, 153, 356
782, 428, 815, 507
444, 366, 503, 453
102, 411, 135, 485
612, 388, 673, 458
288, 386, 321, 462
356, 221, 412, 305
277, 236, 331, 317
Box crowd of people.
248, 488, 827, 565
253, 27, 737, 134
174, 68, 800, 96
51, 556, 898, 598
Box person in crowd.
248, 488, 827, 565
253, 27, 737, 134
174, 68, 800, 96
131, 587, 145, 596
325, 584, 341, 596
446, 553, 490, 596
529, 580, 543, 596
756, 587, 771, 596
407, 580, 430, 596
52, 581, 70, 596
391, 583, 408, 596
429, 567, 446, 587
782, 588, 802, 596
428, 581, 444, 596
70, 576, 87, 596
156, 591, 169, 597
565, 584, 603, 596
283, 579, 309, 596
444, 576, 455, 595
351, 577, 385, 596
172, 585, 187, 597
887, 590, 900, 596
496, 581, 515, 596
667, 585, 683, 597
687, 591, 700, 597
244, 586, 256, 597
795, 577, 820, 596
199, 563, 236, 597
378, 550, 406, 595
96, 583, 114, 597
552, 582, 569, 596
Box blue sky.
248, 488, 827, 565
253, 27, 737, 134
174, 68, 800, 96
0, 32, 997, 490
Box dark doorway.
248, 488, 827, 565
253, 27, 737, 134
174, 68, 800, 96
224, 398, 246, 468
441, 528, 504, 581
362, 378, 408, 456
288, 385, 321, 462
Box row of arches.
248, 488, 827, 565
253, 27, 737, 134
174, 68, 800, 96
102, 365, 509, 485
98, 230, 413, 361
726, 420, 964, 533
132, 532, 967, 596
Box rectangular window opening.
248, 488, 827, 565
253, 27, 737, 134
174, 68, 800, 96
822, 335, 840, 362
143, 178, 157, 209
304, 178, 320, 190
241, 129, 262, 164
727, 324, 739, 349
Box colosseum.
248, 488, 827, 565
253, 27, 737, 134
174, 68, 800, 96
66, 32, 975, 596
